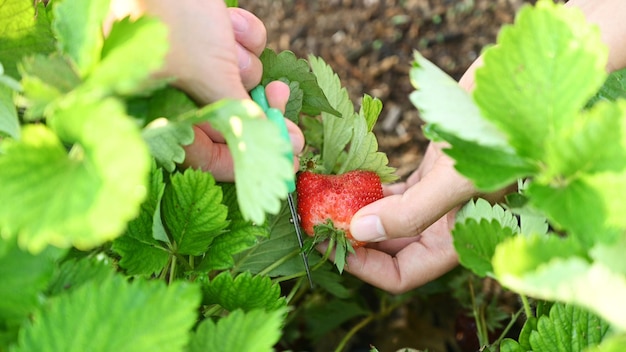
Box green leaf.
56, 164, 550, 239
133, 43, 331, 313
161, 169, 229, 256
0, 239, 64, 326
542, 100, 626, 180
196, 183, 264, 272
410, 51, 509, 148
0, 97, 150, 252
202, 272, 286, 312
283, 79, 304, 123
181, 99, 293, 224
84, 15, 169, 95
0, 84, 19, 139
309, 55, 355, 120
453, 199, 519, 277
493, 234, 626, 330
14, 274, 201, 352
529, 303, 609, 352
434, 127, 538, 191
224, 0, 238, 7
52, 0, 110, 76
586, 171, 626, 230
473, 1, 608, 160
0, 0, 55, 78
18, 53, 81, 119
46, 256, 114, 296
234, 202, 319, 277
586, 334, 626, 352
187, 308, 286, 352
527, 179, 618, 247
304, 299, 369, 341
261, 49, 339, 118
309, 55, 397, 181
499, 338, 524, 352
359, 94, 382, 132
142, 118, 194, 172
112, 164, 170, 276
587, 68, 626, 107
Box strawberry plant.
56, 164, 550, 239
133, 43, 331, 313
0, 0, 402, 351
410, 0, 626, 350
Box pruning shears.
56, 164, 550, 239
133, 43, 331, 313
250, 85, 314, 288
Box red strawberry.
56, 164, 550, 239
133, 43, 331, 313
296, 170, 383, 248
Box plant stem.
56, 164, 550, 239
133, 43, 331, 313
469, 278, 489, 347
258, 249, 299, 276
520, 294, 533, 318
334, 296, 409, 352
335, 314, 375, 352
491, 307, 524, 348
169, 255, 177, 285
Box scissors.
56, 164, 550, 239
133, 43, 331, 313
250, 85, 314, 288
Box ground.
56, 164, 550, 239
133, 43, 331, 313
244, 0, 530, 180
242, 1, 532, 351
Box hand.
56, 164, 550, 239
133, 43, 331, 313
335, 143, 476, 294
108, 0, 304, 181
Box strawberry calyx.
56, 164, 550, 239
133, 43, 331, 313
302, 219, 356, 274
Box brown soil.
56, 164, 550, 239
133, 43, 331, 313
244, 0, 531, 180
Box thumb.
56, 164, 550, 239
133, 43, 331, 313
350, 165, 476, 242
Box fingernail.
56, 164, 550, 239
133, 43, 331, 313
230, 11, 248, 33
351, 215, 387, 242
237, 45, 251, 70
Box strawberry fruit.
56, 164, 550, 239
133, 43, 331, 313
296, 170, 383, 268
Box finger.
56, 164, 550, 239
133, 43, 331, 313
265, 81, 305, 156
265, 81, 290, 113
342, 215, 459, 294
236, 44, 264, 92
229, 8, 267, 56
350, 155, 476, 242
181, 125, 235, 181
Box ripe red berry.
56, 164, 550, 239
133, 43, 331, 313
296, 170, 383, 247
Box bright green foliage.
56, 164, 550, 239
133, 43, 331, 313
0, 0, 55, 78
308, 55, 397, 182
0, 97, 150, 252
46, 256, 115, 296
19, 53, 81, 119
0, 84, 19, 139
500, 303, 609, 352
0, 240, 64, 329
474, 1, 608, 161
494, 234, 626, 330
260, 49, 339, 120
197, 183, 265, 272
411, 0, 626, 337
142, 119, 195, 172
187, 308, 285, 352
13, 274, 201, 352
202, 272, 286, 312
453, 199, 519, 277
84, 15, 169, 96
410, 52, 509, 148
181, 99, 293, 224
112, 164, 169, 276
162, 169, 229, 255
52, 0, 110, 76
234, 203, 315, 277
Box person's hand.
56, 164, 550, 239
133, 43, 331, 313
107, 0, 304, 181
320, 142, 475, 294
